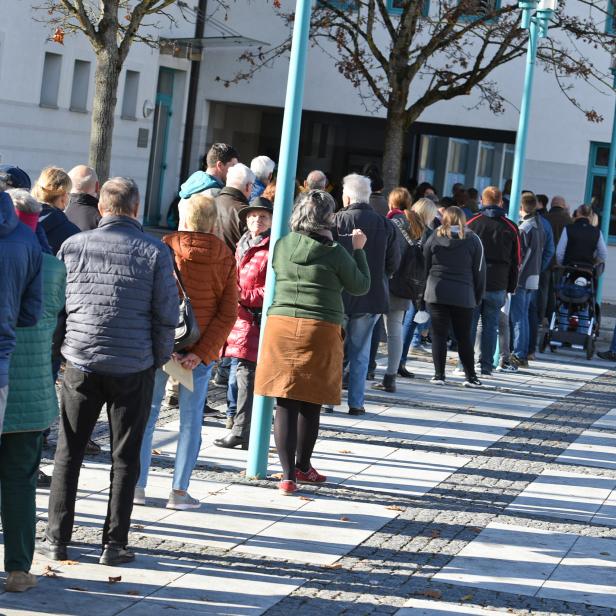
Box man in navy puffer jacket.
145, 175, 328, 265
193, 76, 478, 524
38, 177, 179, 567
0, 190, 42, 433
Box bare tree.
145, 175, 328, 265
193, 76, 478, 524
222, 0, 614, 189
37, 0, 186, 181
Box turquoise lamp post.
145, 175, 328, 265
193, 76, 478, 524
246, 0, 313, 479
508, 0, 558, 220
597, 56, 616, 305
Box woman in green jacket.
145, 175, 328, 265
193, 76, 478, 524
254, 190, 370, 495
1, 189, 66, 593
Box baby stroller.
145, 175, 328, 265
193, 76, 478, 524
541, 264, 601, 359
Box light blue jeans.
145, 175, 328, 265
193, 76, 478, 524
510, 288, 533, 360
344, 313, 380, 409
138, 361, 213, 492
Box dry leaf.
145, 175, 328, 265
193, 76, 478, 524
59, 560, 79, 566
42, 565, 58, 577
386, 505, 404, 511
461, 593, 473, 602
338, 449, 352, 454
108, 576, 122, 584
340, 516, 350, 522
151, 449, 162, 455
422, 589, 442, 600
271, 472, 283, 480
132, 524, 144, 530
430, 530, 441, 538
69, 586, 87, 592
323, 563, 342, 569
299, 496, 313, 501
125, 590, 140, 596
471, 527, 482, 533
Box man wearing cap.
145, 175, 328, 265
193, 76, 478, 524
215, 197, 273, 449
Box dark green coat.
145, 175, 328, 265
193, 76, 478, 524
4, 254, 66, 433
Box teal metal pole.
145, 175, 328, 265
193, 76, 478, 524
246, 0, 313, 479
597, 70, 616, 305
508, 15, 539, 219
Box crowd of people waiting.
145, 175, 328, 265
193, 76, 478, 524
0, 141, 611, 592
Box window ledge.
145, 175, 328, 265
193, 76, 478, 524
121, 114, 138, 121
39, 103, 59, 110
69, 106, 88, 114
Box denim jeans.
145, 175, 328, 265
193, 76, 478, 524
527, 289, 540, 355
384, 310, 405, 374
344, 313, 380, 409
510, 288, 533, 360
399, 304, 418, 369
0, 385, 7, 436
138, 361, 213, 492
610, 325, 616, 353
231, 360, 256, 440
472, 290, 506, 372
226, 358, 238, 418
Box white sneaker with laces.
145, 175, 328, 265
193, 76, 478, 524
430, 377, 445, 385
166, 491, 201, 510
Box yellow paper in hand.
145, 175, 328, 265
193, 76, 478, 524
162, 359, 194, 392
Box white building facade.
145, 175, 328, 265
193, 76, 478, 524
1, 0, 615, 297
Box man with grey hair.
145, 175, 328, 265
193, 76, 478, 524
335, 173, 399, 415
66, 165, 101, 231
215, 162, 256, 252
38, 177, 179, 567
249, 155, 275, 201
304, 170, 327, 191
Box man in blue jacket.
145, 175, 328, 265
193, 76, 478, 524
37, 177, 179, 567
0, 188, 42, 434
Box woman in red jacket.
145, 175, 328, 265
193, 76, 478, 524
215, 197, 273, 450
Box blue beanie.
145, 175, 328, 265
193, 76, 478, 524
0, 165, 32, 190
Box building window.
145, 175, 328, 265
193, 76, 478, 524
40, 52, 62, 108
476, 142, 496, 193
317, 1, 358, 9
458, 0, 501, 19
387, 0, 430, 17
607, 0, 616, 34
70, 60, 91, 112
585, 142, 616, 241
446, 138, 470, 192
121, 70, 140, 120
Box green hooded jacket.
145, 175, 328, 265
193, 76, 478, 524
268, 231, 370, 325
4, 253, 66, 433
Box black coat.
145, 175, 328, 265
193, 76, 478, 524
65, 193, 101, 231
39, 204, 81, 255
334, 202, 400, 315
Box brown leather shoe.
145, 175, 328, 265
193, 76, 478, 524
5, 571, 37, 592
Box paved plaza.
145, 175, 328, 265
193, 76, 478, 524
0, 348, 615, 615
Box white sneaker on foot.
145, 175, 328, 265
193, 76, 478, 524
430, 377, 445, 385
133, 486, 146, 506
166, 491, 200, 510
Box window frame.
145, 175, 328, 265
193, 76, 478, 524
69, 59, 91, 113
386, 0, 430, 18
121, 69, 140, 121
585, 141, 616, 244
457, 0, 501, 22
39, 51, 62, 109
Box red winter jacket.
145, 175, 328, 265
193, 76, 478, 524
223, 232, 270, 362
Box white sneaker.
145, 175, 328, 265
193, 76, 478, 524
430, 377, 445, 385
133, 486, 146, 506
496, 362, 518, 373
452, 367, 465, 376
166, 491, 200, 510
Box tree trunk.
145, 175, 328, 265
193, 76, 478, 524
89, 48, 122, 183
381, 102, 407, 192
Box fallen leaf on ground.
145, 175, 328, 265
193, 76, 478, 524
151, 449, 162, 455
461, 593, 473, 602
471, 527, 482, 533
69, 586, 87, 592
108, 576, 122, 583
59, 560, 79, 566
271, 472, 283, 480
299, 496, 313, 501
322, 563, 342, 569
430, 530, 441, 538
125, 590, 141, 596
338, 449, 352, 454
339, 516, 350, 522
42, 565, 58, 577
132, 524, 144, 530
386, 505, 404, 511
422, 589, 442, 599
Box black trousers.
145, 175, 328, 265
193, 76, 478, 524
428, 303, 476, 380
231, 359, 256, 440
46, 363, 154, 548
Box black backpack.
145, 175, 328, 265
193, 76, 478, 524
389, 218, 427, 301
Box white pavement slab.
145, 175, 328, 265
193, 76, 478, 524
555, 429, 616, 470
396, 599, 516, 615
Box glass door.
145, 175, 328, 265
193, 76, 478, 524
585, 142, 616, 240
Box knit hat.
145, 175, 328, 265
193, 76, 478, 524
0, 165, 32, 190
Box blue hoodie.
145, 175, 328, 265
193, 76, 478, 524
0, 192, 43, 388
178, 171, 223, 199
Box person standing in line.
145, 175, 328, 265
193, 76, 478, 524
372, 188, 426, 391
32, 167, 80, 255
466, 186, 520, 376
509, 193, 545, 368
249, 156, 276, 202
254, 190, 370, 494
423, 206, 486, 387
303, 170, 328, 191
65, 165, 100, 231
37, 177, 179, 567
0, 187, 42, 441
1, 189, 64, 593
137, 194, 237, 508
334, 174, 399, 415
215, 198, 273, 450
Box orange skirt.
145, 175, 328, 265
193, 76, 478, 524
254, 315, 344, 406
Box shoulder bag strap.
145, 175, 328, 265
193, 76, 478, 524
167, 246, 189, 300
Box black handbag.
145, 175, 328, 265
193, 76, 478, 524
169, 248, 201, 352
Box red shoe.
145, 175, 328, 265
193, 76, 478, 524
295, 467, 327, 484
278, 480, 297, 495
